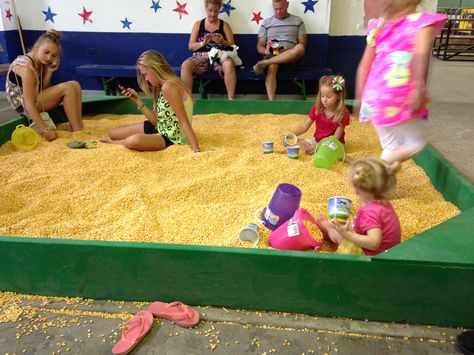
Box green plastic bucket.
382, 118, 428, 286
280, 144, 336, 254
313, 136, 344, 169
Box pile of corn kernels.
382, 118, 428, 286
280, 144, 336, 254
0, 113, 459, 251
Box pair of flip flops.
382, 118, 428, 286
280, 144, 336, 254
112, 301, 200, 355
66, 141, 98, 149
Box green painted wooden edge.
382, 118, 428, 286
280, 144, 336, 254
0, 235, 473, 327
374, 144, 474, 264
375, 207, 474, 264
414, 145, 474, 211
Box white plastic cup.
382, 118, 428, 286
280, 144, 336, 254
283, 132, 297, 147
262, 141, 274, 153
239, 223, 260, 245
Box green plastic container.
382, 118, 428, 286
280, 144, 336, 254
313, 136, 344, 169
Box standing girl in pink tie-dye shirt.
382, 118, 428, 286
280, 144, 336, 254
355, 0, 447, 164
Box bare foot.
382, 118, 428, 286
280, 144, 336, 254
343, 154, 355, 165
100, 137, 114, 144
316, 215, 343, 244
253, 60, 267, 76
56, 122, 72, 131
315, 215, 331, 241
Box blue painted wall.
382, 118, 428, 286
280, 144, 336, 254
327, 35, 366, 99
1, 29, 366, 98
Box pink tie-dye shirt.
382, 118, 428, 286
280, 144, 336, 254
359, 12, 447, 126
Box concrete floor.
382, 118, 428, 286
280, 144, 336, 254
0, 59, 472, 354
0, 295, 461, 354
426, 59, 474, 182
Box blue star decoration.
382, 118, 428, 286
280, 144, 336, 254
150, 0, 162, 13
220, 0, 235, 16
121, 17, 132, 29
42, 6, 57, 23
301, 0, 318, 14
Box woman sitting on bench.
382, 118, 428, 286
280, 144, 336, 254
180, 0, 238, 100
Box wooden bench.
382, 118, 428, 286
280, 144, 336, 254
76, 64, 331, 99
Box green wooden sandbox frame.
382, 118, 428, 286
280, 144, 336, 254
1, 97, 473, 328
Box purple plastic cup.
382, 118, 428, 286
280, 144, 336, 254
262, 183, 302, 231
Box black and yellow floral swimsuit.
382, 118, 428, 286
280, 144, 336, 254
155, 92, 193, 145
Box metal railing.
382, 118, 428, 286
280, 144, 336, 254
433, 13, 474, 61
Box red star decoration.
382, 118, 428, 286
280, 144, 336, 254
251, 11, 263, 25
173, 1, 188, 20
78, 6, 93, 24
6, 9, 13, 21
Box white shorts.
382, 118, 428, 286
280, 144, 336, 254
373, 119, 427, 161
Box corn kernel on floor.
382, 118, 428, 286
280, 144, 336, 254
0, 113, 459, 251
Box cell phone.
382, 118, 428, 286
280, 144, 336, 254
118, 84, 126, 93
49, 61, 58, 68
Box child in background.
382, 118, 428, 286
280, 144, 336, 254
285, 75, 350, 155
103, 50, 200, 152
355, 1, 447, 163
317, 157, 401, 256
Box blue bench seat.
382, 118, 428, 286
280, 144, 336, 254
76, 64, 331, 99
76, 65, 136, 95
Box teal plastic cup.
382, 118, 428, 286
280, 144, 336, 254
287, 145, 300, 159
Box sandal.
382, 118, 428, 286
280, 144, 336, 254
67, 141, 98, 149
112, 310, 153, 355
147, 301, 200, 328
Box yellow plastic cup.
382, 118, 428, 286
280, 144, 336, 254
11, 124, 40, 152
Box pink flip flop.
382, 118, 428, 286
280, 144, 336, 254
112, 310, 154, 355
147, 301, 200, 328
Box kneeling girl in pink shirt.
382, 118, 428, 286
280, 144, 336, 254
318, 157, 401, 256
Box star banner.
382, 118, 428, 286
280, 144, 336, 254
0, 0, 330, 34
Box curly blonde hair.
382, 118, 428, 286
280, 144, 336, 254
349, 158, 401, 199
136, 50, 189, 105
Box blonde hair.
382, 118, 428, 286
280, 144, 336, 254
35, 29, 62, 50
136, 50, 190, 103
205, 0, 223, 8
315, 75, 347, 123
349, 158, 401, 199
382, 0, 422, 19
